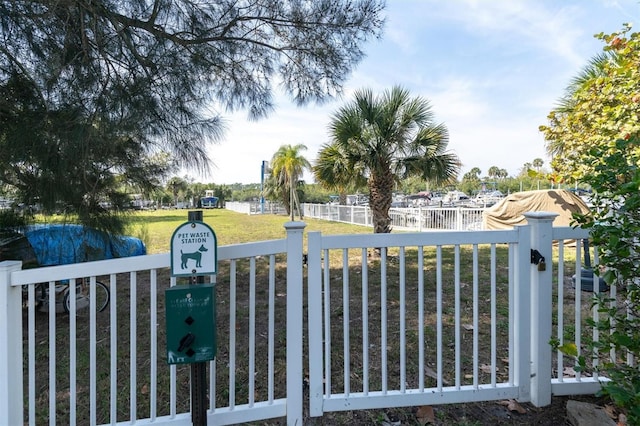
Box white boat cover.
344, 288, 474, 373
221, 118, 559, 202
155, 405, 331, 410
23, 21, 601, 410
482, 189, 590, 230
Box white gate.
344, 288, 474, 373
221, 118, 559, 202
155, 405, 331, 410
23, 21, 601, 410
306, 212, 606, 416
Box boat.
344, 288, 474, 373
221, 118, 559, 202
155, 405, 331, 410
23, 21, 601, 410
200, 190, 219, 208
473, 190, 505, 207
442, 190, 471, 206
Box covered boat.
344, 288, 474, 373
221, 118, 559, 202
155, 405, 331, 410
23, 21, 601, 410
482, 189, 590, 230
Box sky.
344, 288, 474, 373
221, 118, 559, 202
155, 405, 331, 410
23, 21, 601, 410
194, 0, 640, 185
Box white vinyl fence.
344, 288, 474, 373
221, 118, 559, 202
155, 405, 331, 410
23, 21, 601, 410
302, 203, 486, 231
1, 213, 627, 425
225, 201, 287, 215
306, 212, 608, 417
1, 223, 305, 426
226, 202, 485, 231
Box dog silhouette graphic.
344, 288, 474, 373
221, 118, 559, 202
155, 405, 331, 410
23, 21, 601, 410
181, 245, 208, 269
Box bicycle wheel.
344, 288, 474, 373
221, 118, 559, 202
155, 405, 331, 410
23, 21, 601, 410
63, 280, 110, 313
93, 281, 110, 312
35, 283, 47, 309
21, 283, 46, 310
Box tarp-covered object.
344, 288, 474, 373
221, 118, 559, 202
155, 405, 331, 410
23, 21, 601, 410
483, 189, 590, 230
23, 224, 146, 266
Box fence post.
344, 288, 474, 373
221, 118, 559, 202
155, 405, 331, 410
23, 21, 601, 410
512, 225, 531, 403
524, 212, 557, 407
0, 260, 24, 426
307, 231, 323, 416
456, 207, 463, 230
284, 221, 306, 425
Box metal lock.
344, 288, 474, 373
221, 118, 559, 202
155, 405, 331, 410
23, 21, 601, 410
531, 249, 546, 272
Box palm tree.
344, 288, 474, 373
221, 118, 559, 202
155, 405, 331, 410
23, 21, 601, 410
488, 166, 500, 180
313, 142, 367, 205
532, 158, 544, 172
270, 144, 310, 221
463, 167, 482, 183
327, 86, 461, 233
167, 176, 188, 206
545, 52, 613, 158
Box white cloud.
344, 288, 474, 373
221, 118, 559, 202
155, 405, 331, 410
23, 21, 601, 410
195, 0, 640, 185
429, 78, 489, 121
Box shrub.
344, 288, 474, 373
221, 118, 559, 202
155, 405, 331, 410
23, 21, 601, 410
571, 136, 640, 423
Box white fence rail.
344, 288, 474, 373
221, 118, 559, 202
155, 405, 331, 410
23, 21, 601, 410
225, 201, 287, 215
302, 203, 486, 231
305, 213, 612, 418
307, 227, 529, 414
0, 214, 624, 425
225, 202, 486, 231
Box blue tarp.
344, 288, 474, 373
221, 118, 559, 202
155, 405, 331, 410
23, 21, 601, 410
24, 224, 146, 266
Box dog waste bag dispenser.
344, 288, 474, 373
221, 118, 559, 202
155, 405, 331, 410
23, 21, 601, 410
166, 220, 218, 365
166, 284, 216, 364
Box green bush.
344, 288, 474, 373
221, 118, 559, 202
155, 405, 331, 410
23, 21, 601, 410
571, 136, 640, 423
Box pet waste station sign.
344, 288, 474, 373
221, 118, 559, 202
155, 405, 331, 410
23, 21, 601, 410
170, 220, 217, 277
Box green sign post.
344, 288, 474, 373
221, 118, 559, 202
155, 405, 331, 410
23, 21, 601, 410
165, 210, 217, 426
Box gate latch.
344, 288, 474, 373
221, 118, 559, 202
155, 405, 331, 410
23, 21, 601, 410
531, 249, 546, 271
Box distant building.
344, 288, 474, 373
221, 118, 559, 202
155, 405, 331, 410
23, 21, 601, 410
130, 194, 154, 210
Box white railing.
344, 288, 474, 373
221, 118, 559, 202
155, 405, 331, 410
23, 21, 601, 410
549, 228, 613, 398
307, 227, 527, 414
306, 213, 612, 416
224, 202, 485, 231
303, 203, 372, 227
224, 201, 253, 214
389, 206, 485, 231
1, 222, 304, 426
302, 203, 486, 231
225, 201, 287, 215
0, 214, 624, 425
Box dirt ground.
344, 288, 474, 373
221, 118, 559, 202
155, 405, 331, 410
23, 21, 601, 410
301, 394, 614, 425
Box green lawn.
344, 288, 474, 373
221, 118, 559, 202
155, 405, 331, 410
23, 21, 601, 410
126, 208, 374, 254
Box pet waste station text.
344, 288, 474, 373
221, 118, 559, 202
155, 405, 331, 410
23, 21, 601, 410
170, 220, 217, 277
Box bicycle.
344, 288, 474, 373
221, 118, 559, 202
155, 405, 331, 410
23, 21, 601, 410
29, 278, 110, 314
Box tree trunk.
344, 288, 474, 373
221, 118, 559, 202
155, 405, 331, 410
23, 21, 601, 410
292, 182, 303, 219
281, 186, 291, 216
289, 178, 295, 221
368, 168, 393, 234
